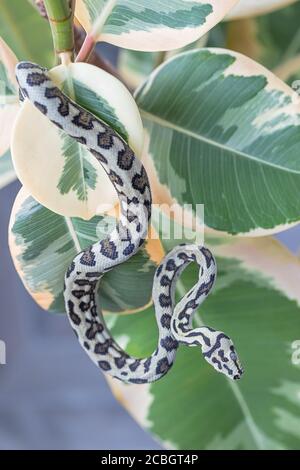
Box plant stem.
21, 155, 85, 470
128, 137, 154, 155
34, 1, 130, 88
76, 0, 117, 62
155, 51, 167, 68
43, 0, 74, 64
75, 34, 95, 63
73, 27, 130, 89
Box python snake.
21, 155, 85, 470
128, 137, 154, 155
16, 62, 243, 384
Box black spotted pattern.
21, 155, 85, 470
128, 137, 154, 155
97, 128, 114, 149
86, 320, 104, 340
16, 63, 232, 385
160, 336, 178, 352
67, 300, 81, 326
80, 249, 96, 266
45, 87, 69, 116
26, 72, 48, 87
34, 101, 47, 114
108, 169, 124, 187
159, 293, 172, 308
117, 147, 134, 170
156, 358, 170, 376
132, 167, 149, 194
72, 110, 95, 130
100, 239, 118, 260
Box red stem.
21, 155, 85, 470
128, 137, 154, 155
75, 34, 95, 63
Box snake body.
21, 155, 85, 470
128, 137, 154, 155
16, 62, 243, 384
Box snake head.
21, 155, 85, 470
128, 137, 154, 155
203, 333, 244, 381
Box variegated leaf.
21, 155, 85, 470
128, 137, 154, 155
12, 63, 144, 219
75, 0, 239, 52
105, 212, 300, 450
9, 187, 159, 314
227, 0, 299, 19
0, 150, 16, 189
0, 37, 19, 158
135, 48, 300, 236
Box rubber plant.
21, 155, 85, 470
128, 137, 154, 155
1, 0, 300, 450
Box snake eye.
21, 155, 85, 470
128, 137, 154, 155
230, 351, 237, 362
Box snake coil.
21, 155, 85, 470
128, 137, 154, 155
16, 62, 244, 384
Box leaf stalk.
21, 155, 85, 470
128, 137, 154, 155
44, 0, 74, 64
76, 0, 117, 62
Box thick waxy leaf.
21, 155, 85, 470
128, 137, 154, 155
9, 187, 158, 314
75, 0, 238, 52
0, 150, 16, 189
135, 48, 300, 235
0, 37, 19, 158
227, 2, 300, 75
0, 0, 53, 67
105, 214, 300, 449
227, 0, 299, 19
12, 63, 144, 219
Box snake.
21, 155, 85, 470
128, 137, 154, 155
15, 61, 244, 384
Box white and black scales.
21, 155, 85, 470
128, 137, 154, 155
16, 62, 244, 384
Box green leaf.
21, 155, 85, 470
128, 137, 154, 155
207, 23, 227, 48
0, 61, 16, 95
57, 133, 97, 201
226, 2, 300, 82
106, 214, 300, 450
75, 0, 239, 51
9, 188, 157, 314
135, 48, 300, 235
256, 2, 300, 69
0, 150, 16, 189
0, 0, 53, 67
